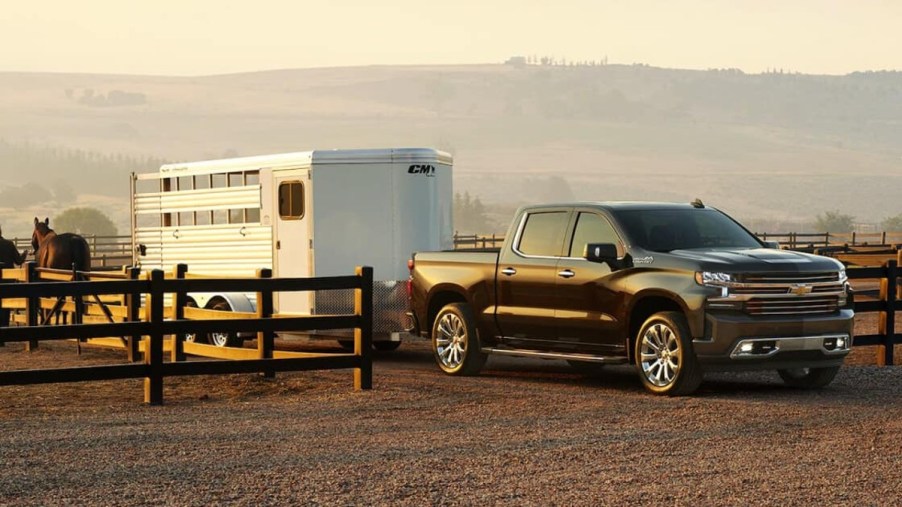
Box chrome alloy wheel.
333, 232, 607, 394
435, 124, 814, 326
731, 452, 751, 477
639, 323, 681, 387
435, 312, 468, 369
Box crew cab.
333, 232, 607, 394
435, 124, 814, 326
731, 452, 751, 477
408, 201, 854, 395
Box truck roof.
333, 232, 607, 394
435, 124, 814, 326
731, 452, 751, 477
519, 201, 716, 212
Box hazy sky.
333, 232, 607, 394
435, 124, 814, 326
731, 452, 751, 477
1, 0, 899, 76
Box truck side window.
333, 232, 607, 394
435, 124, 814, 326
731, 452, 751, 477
569, 212, 620, 257
278, 181, 304, 219
517, 211, 568, 257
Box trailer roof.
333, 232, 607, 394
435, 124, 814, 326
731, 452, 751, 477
145, 148, 452, 179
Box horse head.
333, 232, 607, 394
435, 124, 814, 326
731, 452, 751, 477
32, 217, 53, 252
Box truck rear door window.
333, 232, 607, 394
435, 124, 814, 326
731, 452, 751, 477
278, 181, 304, 219
517, 211, 568, 257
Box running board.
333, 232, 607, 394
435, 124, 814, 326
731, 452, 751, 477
481, 347, 629, 364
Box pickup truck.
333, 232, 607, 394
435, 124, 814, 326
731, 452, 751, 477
407, 201, 854, 395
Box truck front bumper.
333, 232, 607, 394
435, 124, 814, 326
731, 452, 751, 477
693, 309, 854, 372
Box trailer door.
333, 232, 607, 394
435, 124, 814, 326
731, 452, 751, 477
273, 170, 313, 314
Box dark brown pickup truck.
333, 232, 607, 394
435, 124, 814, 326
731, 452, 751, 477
408, 201, 854, 395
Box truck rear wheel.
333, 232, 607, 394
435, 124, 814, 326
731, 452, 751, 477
634, 311, 703, 396
777, 366, 840, 388
432, 303, 487, 376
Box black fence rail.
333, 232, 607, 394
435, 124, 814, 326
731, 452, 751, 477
12, 234, 132, 269
0, 265, 373, 404
848, 260, 900, 365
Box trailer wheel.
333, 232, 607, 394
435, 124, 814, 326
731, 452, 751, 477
207, 299, 243, 348
182, 299, 205, 343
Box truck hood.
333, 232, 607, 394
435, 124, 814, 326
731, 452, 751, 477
663, 248, 843, 273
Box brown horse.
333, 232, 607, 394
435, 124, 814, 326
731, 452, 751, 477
31, 217, 92, 271
0, 226, 28, 268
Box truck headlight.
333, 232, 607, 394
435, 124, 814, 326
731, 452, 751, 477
695, 272, 733, 287
838, 268, 847, 283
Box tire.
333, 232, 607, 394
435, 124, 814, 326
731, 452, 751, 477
778, 366, 840, 389
432, 303, 487, 376
373, 341, 402, 352
337, 340, 402, 352
182, 299, 206, 344
567, 360, 604, 375
634, 311, 703, 396
207, 299, 243, 348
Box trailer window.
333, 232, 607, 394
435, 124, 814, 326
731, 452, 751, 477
278, 181, 304, 219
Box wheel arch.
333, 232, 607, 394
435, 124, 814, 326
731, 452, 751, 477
426, 288, 468, 336
627, 291, 689, 363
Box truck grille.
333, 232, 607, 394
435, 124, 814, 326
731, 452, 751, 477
713, 272, 845, 316
745, 296, 840, 316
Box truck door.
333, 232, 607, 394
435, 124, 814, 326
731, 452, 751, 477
273, 170, 313, 314
495, 209, 570, 348
554, 210, 625, 354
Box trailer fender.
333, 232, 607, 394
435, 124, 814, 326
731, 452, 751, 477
190, 292, 256, 313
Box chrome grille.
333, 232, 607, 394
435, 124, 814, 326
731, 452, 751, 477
710, 271, 845, 316
740, 272, 839, 284
745, 296, 840, 316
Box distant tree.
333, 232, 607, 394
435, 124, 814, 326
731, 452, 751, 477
814, 210, 854, 233
0, 182, 53, 208
454, 192, 489, 233
54, 207, 118, 236
881, 214, 902, 232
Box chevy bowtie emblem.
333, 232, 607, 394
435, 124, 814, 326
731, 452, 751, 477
789, 284, 813, 296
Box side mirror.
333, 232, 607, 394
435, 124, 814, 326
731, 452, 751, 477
763, 240, 780, 249
584, 243, 620, 267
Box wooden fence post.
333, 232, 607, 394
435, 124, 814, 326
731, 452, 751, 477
257, 268, 274, 378
0, 265, 6, 347
171, 264, 188, 362
144, 269, 165, 405
125, 266, 141, 362
877, 260, 897, 366
24, 262, 38, 351
354, 266, 373, 390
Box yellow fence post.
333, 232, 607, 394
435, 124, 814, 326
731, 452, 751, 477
354, 266, 373, 390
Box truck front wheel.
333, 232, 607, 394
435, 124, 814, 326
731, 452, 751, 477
432, 303, 487, 376
777, 366, 840, 388
634, 311, 703, 396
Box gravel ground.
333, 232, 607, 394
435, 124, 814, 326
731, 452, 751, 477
1, 321, 901, 506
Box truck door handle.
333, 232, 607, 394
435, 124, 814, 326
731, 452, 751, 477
501, 267, 517, 276
558, 269, 575, 279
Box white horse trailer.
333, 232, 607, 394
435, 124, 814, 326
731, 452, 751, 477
131, 148, 453, 348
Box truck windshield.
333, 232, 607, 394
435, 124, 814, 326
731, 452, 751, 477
613, 209, 762, 252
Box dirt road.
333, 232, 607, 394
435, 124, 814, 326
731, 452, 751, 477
1, 338, 901, 506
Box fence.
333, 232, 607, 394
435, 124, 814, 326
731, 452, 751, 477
453, 233, 505, 249
0, 263, 373, 404
755, 231, 902, 251
848, 254, 901, 365
11, 235, 132, 269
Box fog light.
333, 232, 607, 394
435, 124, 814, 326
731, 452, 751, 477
837, 337, 846, 349
740, 343, 754, 353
